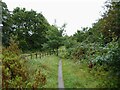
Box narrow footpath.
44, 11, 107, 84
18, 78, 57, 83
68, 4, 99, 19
58, 59, 64, 88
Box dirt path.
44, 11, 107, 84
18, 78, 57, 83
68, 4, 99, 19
58, 59, 64, 88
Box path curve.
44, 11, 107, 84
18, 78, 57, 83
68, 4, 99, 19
58, 59, 64, 88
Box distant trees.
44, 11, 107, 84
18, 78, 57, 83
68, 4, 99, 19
42, 25, 65, 55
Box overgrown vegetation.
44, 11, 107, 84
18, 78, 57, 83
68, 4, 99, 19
25, 55, 59, 88
2, 39, 46, 88
62, 1, 120, 88
61, 39, 120, 88
1, 0, 120, 88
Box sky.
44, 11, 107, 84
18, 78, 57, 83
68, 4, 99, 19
3, 0, 106, 36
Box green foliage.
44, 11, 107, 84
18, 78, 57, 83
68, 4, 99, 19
65, 37, 120, 87
2, 39, 46, 88
2, 2, 51, 51
2, 39, 27, 88
58, 46, 68, 58
2, 0, 120, 88
63, 36, 79, 58
11, 7, 50, 51
25, 55, 59, 88
73, 28, 89, 43
2, 1, 13, 46
42, 25, 64, 55
63, 1, 120, 86
102, 1, 120, 38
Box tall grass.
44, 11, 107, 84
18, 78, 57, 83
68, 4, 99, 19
25, 55, 59, 88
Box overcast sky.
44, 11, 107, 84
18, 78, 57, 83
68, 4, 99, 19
3, 0, 106, 36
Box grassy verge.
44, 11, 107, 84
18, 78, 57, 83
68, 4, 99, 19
25, 55, 59, 88
62, 59, 102, 88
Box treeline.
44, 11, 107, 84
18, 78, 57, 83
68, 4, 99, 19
61, 1, 120, 88
1, 1, 65, 88
2, 1, 65, 53
1, 0, 120, 88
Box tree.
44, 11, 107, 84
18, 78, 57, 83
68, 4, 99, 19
73, 30, 86, 42
42, 25, 64, 55
102, 1, 120, 42
11, 7, 50, 51
2, 1, 13, 46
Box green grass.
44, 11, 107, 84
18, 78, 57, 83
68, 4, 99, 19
25, 55, 59, 88
62, 59, 101, 88
24, 54, 110, 88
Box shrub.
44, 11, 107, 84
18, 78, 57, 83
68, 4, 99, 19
2, 39, 28, 88
58, 46, 69, 58
2, 39, 46, 88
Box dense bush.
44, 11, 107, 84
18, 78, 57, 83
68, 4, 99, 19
2, 39, 46, 88
58, 46, 69, 58
63, 35, 120, 87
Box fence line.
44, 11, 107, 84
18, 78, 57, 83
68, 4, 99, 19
21, 51, 58, 60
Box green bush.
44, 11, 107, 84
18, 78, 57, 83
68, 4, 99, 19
2, 39, 27, 88
2, 39, 46, 88
58, 46, 69, 58
64, 38, 120, 88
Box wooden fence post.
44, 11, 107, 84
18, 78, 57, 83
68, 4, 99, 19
35, 53, 37, 59
39, 53, 41, 58
41, 53, 43, 58
31, 53, 32, 59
